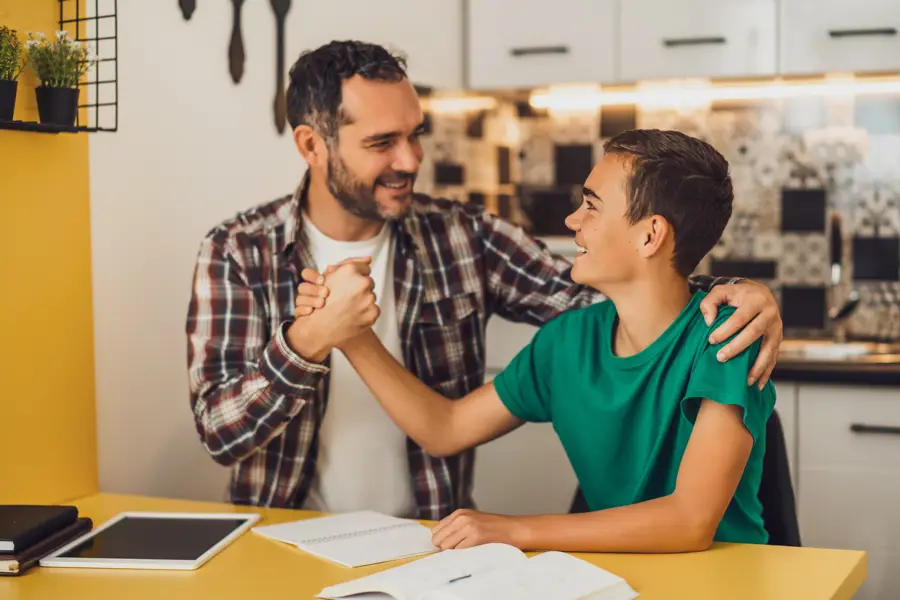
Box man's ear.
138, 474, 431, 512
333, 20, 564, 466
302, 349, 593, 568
637, 215, 673, 259
293, 125, 328, 168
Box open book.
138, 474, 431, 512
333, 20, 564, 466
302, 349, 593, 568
252, 511, 437, 568
317, 543, 639, 600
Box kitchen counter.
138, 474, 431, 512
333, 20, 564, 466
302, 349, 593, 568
773, 339, 900, 386
773, 359, 900, 385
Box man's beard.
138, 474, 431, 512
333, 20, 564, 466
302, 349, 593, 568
327, 153, 415, 221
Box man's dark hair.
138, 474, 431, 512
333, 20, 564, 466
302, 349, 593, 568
286, 40, 408, 139
603, 129, 733, 277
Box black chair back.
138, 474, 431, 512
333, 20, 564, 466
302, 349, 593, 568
759, 409, 802, 546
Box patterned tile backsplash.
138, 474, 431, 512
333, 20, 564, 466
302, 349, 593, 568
412, 91, 900, 341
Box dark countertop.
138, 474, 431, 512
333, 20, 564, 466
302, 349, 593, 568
773, 359, 900, 386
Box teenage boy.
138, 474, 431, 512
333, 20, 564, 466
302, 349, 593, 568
298, 129, 775, 553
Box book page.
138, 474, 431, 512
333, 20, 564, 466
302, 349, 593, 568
422, 551, 639, 600
318, 543, 527, 600
253, 511, 407, 545
303, 520, 437, 567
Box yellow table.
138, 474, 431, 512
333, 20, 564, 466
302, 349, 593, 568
1, 493, 866, 600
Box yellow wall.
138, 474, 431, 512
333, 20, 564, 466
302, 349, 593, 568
0, 0, 98, 504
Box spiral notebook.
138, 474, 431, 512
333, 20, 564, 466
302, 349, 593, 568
251, 511, 437, 567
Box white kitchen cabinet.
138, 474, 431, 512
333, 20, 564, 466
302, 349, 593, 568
780, 0, 900, 76
292, 1, 463, 89
466, 0, 617, 90
619, 0, 777, 82
797, 384, 900, 600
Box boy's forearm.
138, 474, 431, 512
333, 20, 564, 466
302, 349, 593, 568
517, 494, 715, 553
340, 331, 460, 455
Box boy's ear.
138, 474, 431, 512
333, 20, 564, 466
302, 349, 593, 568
293, 124, 329, 168
637, 215, 673, 259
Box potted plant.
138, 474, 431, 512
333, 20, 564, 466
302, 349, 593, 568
0, 25, 24, 121
25, 30, 95, 126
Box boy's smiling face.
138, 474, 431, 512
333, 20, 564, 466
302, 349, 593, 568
565, 152, 667, 289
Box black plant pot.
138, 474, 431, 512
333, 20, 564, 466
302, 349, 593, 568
0, 80, 17, 122
35, 86, 79, 126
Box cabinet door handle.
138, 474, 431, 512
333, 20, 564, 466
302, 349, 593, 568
829, 28, 898, 38
509, 45, 570, 57
663, 36, 726, 48
849, 423, 900, 435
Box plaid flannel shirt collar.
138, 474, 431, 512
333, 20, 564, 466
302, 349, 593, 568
280, 175, 308, 263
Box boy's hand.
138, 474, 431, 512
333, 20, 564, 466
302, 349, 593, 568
699, 280, 783, 390
431, 509, 526, 550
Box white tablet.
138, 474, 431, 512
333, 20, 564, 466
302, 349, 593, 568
39, 511, 260, 570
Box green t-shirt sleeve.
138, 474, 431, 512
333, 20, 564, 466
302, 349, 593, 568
682, 307, 775, 443
493, 316, 563, 423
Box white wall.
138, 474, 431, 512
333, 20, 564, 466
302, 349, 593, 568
89, 0, 577, 513
90, 1, 305, 501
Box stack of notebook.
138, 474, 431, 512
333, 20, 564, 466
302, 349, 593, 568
0, 505, 92, 576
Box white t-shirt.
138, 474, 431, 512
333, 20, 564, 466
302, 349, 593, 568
300, 215, 416, 518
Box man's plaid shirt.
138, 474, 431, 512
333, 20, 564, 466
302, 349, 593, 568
186, 182, 735, 520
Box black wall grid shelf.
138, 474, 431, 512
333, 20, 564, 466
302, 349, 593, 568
0, 0, 119, 134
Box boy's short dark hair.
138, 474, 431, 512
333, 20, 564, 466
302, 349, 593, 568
603, 129, 733, 277
286, 40, 408, 138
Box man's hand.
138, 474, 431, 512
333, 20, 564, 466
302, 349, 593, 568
285, 258, 379, 361
699, 280, 783, 390
292, 257, 368, 318
430, 509, 526, 550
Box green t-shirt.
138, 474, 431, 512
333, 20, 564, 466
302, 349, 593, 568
493, 290, 776, 544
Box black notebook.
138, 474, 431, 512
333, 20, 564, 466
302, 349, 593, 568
0, 505, 78, 552
0, 517, 93, 576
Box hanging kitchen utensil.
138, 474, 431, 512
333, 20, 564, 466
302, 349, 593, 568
229, 0, 246, 84
270, 0, 291, 134
179, 0, 196, 20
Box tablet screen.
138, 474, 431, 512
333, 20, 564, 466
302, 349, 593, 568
58, 516, 251, 561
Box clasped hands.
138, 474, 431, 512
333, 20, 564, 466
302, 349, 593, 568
285, 257, 380, 362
